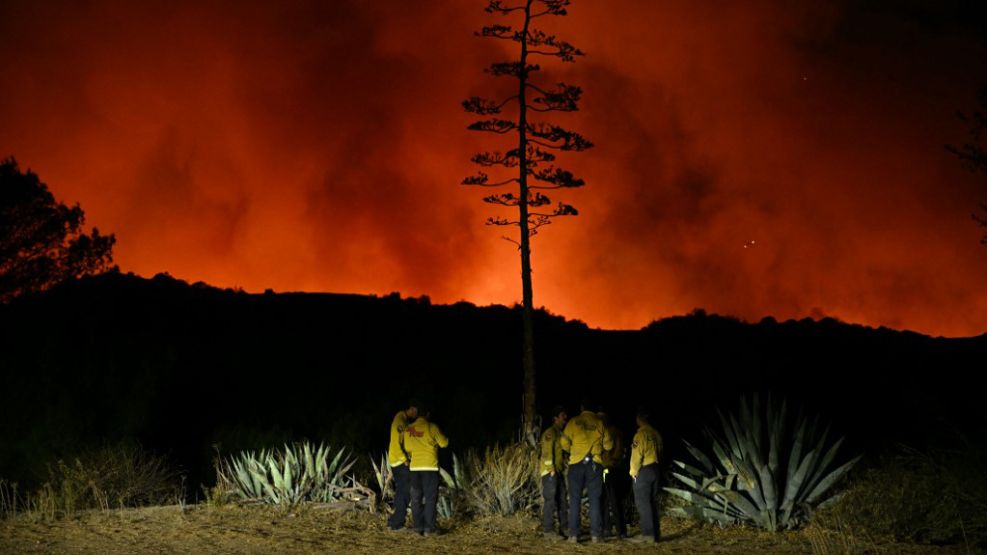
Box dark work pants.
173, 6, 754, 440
568, 459, 603, 539
602, 469, 627, 537
387, 463, 411, 530
633, 464, 661, 540
542, 473, 567, 534
410, 470, 439, 533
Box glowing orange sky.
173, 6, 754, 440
2, 1, 986, 336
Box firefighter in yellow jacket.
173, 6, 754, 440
628, 407, 663, 544
560, 401, 613, 543
599, 408, 628, 539
386, 400, 419, 531
403, 405, 449, 536
540, 406, 568, 539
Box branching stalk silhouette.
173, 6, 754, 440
463, 0, 592, 443
946, 83, 987, 245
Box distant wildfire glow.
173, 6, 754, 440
1, 1, 986, 336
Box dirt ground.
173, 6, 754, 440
0, 504, 969, 554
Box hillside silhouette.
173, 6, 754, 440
1, 271, 984, 488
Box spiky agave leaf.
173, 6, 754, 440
780, 447, 817, 520
250, 467, 267, 498
804, 454, 862, 506
664, 486, 712, 506
669, 504, 738, 525
683, 439, 715, 474
717, 408, 743, 460
709, 436, 737, 475
665, 486, 746, 521
759, 463, 778, 530
732, 456, 763, 507
767, 398, 786, 477
232, 460, 253, 497
436, 453, 466, 519
670, 471, 702, 491
316, 443, 329, 480
439, 467, 457, 489
718, 489, 763, 524
333, 453, 357, 487
369, 453, 394, 505
802, 436, 843, 500
284, 453, 294, 498
452, 453, 466, 485
672, 459, 708, 480
269, 457, 284, 493
328, 447, 348, 483
302, 442, 314, 483
729, 408, 750, 461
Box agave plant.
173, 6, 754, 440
438, 453, 465, 519
665, 395, 861, 531
219, 442, 355, 507
306, 444, 358, 503
370, 453, 395, 511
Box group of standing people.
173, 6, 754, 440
386, 400, 448, 536
541, 402, 663, 544
384, 399, 662, 544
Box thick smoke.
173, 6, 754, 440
0, 0, 985, 335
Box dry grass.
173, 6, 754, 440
813, 444, 987, 551
0, 504, 969, 554
4, 442, 982, 553
0, 444, 181, 521
462, 443, 540, 517
803, 519, 881, 555
0, 481, 20, 519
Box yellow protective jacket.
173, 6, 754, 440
403, 417, 449, 471
629, 423, 663, 478
600, 424, 624, 469
388, 410, 411, 467
540, 424, 567, 476
561, 411, 613, 465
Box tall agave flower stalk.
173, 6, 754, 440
220, 442, 355, 507
665, 395, 861, 531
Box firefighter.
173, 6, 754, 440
540, 405, 569, 539
560, 400, 613, 543
628, 407, 663, 544
598, 408, 627, 539
403, 405, 449, 536
386, 400, 420, 531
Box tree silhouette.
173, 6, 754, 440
0, 157, 116, 301
946, 83, 987, 245
462, 0, 592, 442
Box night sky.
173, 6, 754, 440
1, 1, 985, 337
